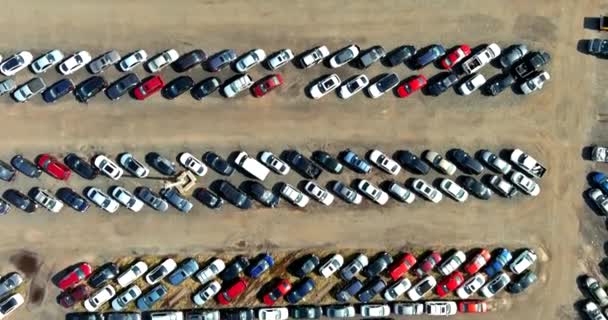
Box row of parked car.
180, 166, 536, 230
0, 148, 546, 214
56, 248, 538, 316
0, 272, 25, 319
582, 275, 608, 320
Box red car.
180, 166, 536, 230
217, 278, 248, 305
58, 262, 92, 290
252, 74, 283, 97
388, 253, 417, 280
262, 278, 292, 306
38, 154, 71, 181
58, 284, 89, 308
134, 75, 165, 100
458, 300, 488, 313
436, 271, 464, 297
414, 251, 442, 277
396, 75, 427, 98
464, 249, 491, 274
441, 44, 471, 69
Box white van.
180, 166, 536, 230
234, 151, 270, 181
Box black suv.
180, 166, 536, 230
283, 150, 322, 179
74, 76, 108, 103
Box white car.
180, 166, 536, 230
300, 45, 330, 68
456, 273, 487, 299
368, 149, 400, 175
438, 250, 466, 276
367, 72, 399, 98
520, 71, 550, 94
32, 188, 63, 213
509, 249, 537, 274
117, 261, 148, 287
236, 49, 266, 73
119, 153, 149, 178
329, 45, 360, 68
179, 152, 208, 176
267, 49, 294, 70
111, 285, 142, 311
510, 171, 540, 196
0, 293, 24, 319
111, 187, 144, 212
384, 278, 411, 301
59, 51, 92, 75
462, 43, 501, 74
407, 275, 436, 301
587, 277, 608, 307
120, 50, 148, 71
223, 74, 253, 98
309, 74, 341, 99
592, 145, 608, 162
94, 155, 124, 180
338, 74, 369, 99
258, 307, 289, 320
86, 188, 120, 213
360, 304, 390, 318
193, 280, 221, 306
304, 181, 334, 206
357, 179, 389, 205
479, 150, 511, 174
147, 49, 179, 73
424, 301, 457, 316
84, 285, 116, 312
319, 254, 344, 278
195, 258, 225, 284
424, 150, 456, 175
279, 183, 309, 208
393, 302, 424, 316
13, 77, 46, 102
411, 178, 443, 203
585, 301, 608, 320
480, 272, 511, 298
146, 258, 177, 285
31, 49, 64, 73
387, 182, 415, 204
590, 189, 608, 215
459, 73, 486, 95
510, 148, 546, 178
259, 151, 290, 175
0, 51, 33, 76
439, 178, 469, 202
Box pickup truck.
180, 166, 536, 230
461, 43, 500, 75
513, 51, 551, 79
510, 149, 546, 178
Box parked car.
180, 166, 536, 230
207, 49, 237, 72
147, 49, 179, 73
43, 78, 75, 103
407, 275, 436, 301
3, 189, 36, 213
60, 51, 92, 75
179, 152, 207, 176
584, 301, 608, 320
357, 179, 389, 205
438, 250, 466, 276
480, 272, 511, 298
161, 188, 193, 213
193, 281, 221, 306
241, 181, 279, 208
167, 258, 199, 285
356, 46, 385, 68
185, 310, 220, 320
172, 49, 207, 72
340, 254, 368, 281
59, 284, 89, 308
136, 284, 167, 311
148, 153, 176, 176
414, 45, 445, 69
84, 285, 115, 312
74, 76, 108, 103
424, 150, 456, 175
117, 261, 148, 287
331, 181, 362, 205
520, 70, 550, 94
258, 151, 289, 175
220, 256, 250, 282
335, 279, 363, 302
278, 183, 309, 208
329, 45, 360, 68
236, 49, 266, 73
508, 270, 537, 294
424, 301, 457, 316
369, 149, 400, 175
389, 253, 417, 280
360, 304, 390, 317
367, 72, 399, 98
427, 72, 460, 96
31, 49, 64, 73
217, 180, 252, 209
300, 46, 330, 68
436, 271, 464, 297
93, 155, 123, 180
0, 51, 32, 76
411, 178, 442, 203
461, 43, 500, 74
195, 258, 225, 284
509, 249, 537, 274
291, 254, 320, 278
464, 248, 491, 274
324, 305, 355, 318
484, 248, 512, 277
258, 308, 288, 320
217, 278, 248, 305
338, 74, 368, 99
89, 50, 121, 74
86, 188, 119, 213
500, 44, 528, 69
588, 276, 608, 306
252, 74, 283, 97
89, 263, 119, 288
119, 50, 148, 71
456, 273, 487, 299
304, 181, 334, 206
441, 44, 471, 69
395, 150, 430, 174
0, 273, 23, 299
0, 79, 15, 96
135, 187, 168, 212
479, 150, 511, 174
13, 77, 46, 102
57, 188, 89, 213
246, 253, 274, 278
203, 152, 235, 176
222, 309, 254, 320
363, 252, 393, 278
357, 277, 386, 302
384, 278, 411, 301
119, 153, 149, 178
195, 189, 223, 209
223, 74, 254, 98
162, 75, 194, 99
111, 285, 142, 311
396, 75, 427, 98
513, 51, 551, 79
386, 45, 416, 66
133, 75, 164, 100
488, 175, 518, 198
0, 200, 8, 216
309, 74, 341, 99
486, 73, 516, 96
393, 302, 424, 316
318, 254, 343, 278
0, 294, 23, 319
341, 149, 371, 174
460, 176, 492, 200
11, 155, 41, 178
192, 77, 221, 99
145, 259, 177, 285
459, 73, 486, 95
283, 150, 322, 179
510, 171, 541, 196
32, 187, 63, 213
437, 178, 468, 201
414, 252, 442, 277
290, 306, 322, 319
267, 49, 294, 70
59, 262, 93, 290
262, 279, 292, 306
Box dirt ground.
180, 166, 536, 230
0, 0, 602, 319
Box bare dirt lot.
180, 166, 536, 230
0, 0, 602, 319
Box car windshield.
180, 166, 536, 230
378, 75, 397, 91
322, 79, 336, 89
417, 281, 432, 293
134, 53, 143, 60
4, 58, 21, 70
75, 56, 83, 64
347, 81, 361, 91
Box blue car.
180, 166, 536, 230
592, 172, 608, 194
136, 284, 167, 311
285, 277, 315, 303
42, 79, 74, 103
484, 248, 512, 277
342, 150, 371, 174
167, 258, 199, 286
246, 253, 274, 278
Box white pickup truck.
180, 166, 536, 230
461, 43, 501, 75
510, 149, 546, 178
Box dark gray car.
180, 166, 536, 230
487, 73, 515, 96
331, 182, 361, 204
147, 152, 176, 176
106, 73, 140, 100
161, 188, 193, 213
357, 46, 386, 69
11, 155, 41, 178
499, 44, 528, 69
0, 160, 16, 181
89, 50, 121, 74
135, 187, 169, 212
240, 181, 279, 208
207, 49, 237, 72
427, 72, 460, 96
386, 45, 416, 66
362, 252, 393, 278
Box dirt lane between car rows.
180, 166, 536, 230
0, 0, 600, 319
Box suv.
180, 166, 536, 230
217, 180, 252, 209
283, 150, 322, 179
486, 73, 515, 96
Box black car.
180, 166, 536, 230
106, 73, 140, 100
0, 160, 16, 182
486, 73, 515, 96
286, 277, 315, 303
362, 252, 393, 278
66, 313, 104, 320
194, 188, 223, 209
11, 155, 41, 178
335, 279, 364, 302
173, 49, 208, 72
386, 45, 416, 66
508, 270, 537, 294
0, 199, 9, 215
311, 151, 343, 174
395, 150, 430, 174
356, 46, 386, 69
89, 262, 119, 288
147, 152, 177, 176
460, 176, 492, 200
357, 277, 386, 302
216, 180, 252, 209
74, 76, 108, 103
161, 76, 194, 99
42, 79, 74, 103
290, 306, 322, 319
448, 149, 484, 175
104, 313, 141, 320
427, 72, 459, 96
240, 181, 279, 208
192, 77, 221, 100
222, 309, 254, 320
203, 152, 235, 176
3, 189, 36, 213
57, 188, 89, 213
220, 256, 250, 282
290, 254, 320, 278
283, 150, 322, 179
64, 153, 98, 180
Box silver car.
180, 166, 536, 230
393, 302, 423, 315
89, 50, 121, 74
0, 79, 15, 96
479, 150, 511, 174
0, 273, 23, 298
324, 305, 355, 318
